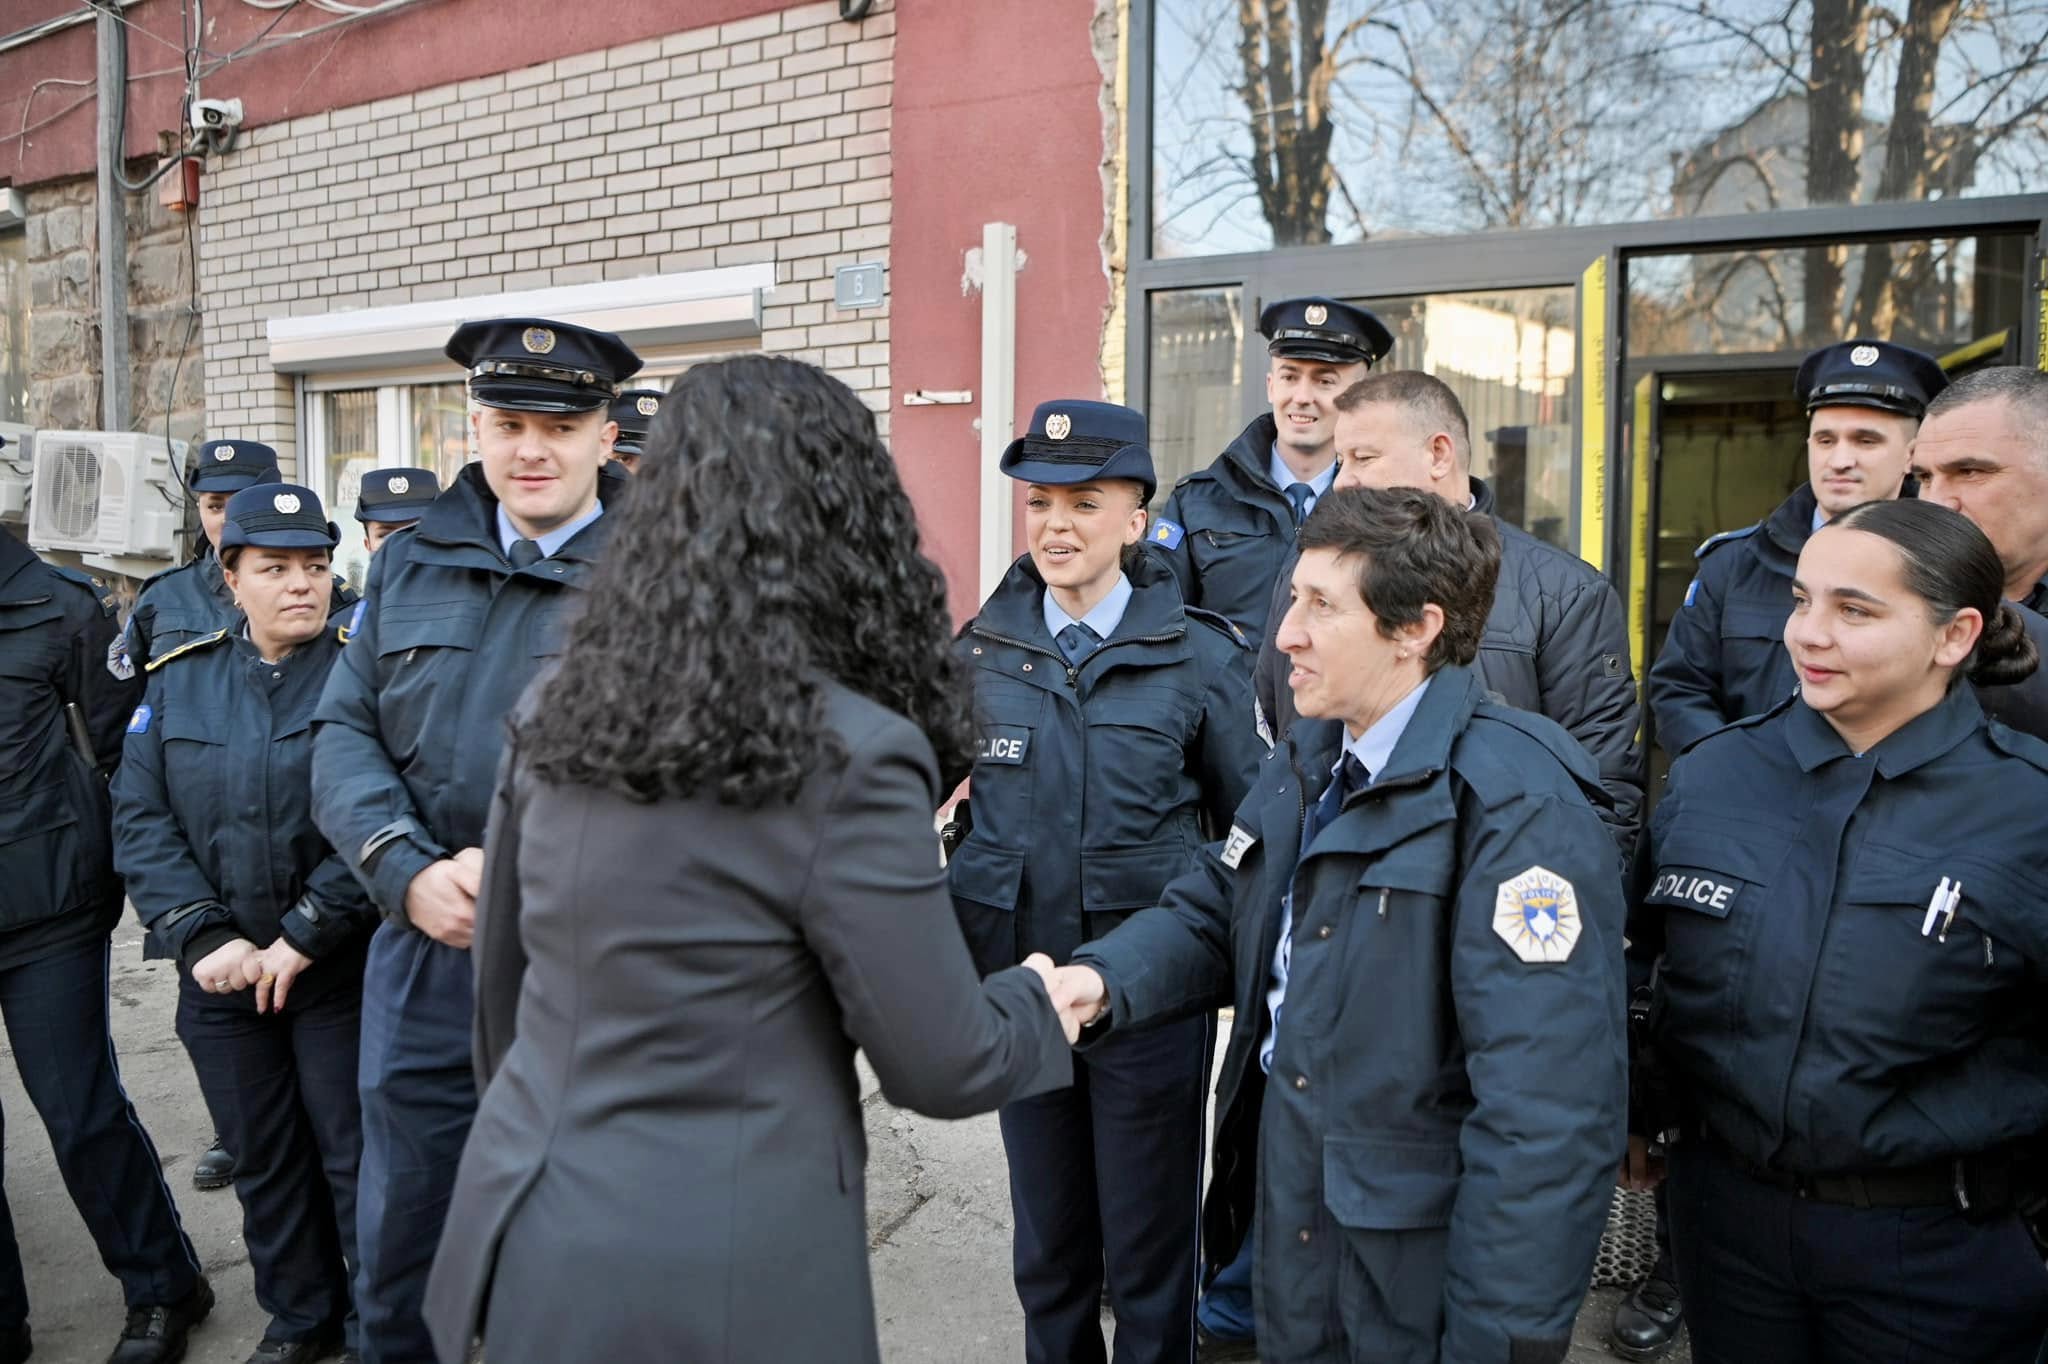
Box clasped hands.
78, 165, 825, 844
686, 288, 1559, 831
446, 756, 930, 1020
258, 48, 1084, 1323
189, 937, 314, 1014
1019, 953, 1109, 1044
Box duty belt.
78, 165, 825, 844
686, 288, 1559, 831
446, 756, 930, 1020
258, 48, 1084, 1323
1710, 1134, 2026, 1214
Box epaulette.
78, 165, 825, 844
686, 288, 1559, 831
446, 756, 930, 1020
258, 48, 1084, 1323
337, 597, 367, 646
1987, 720, 2048, 776
1185, 605, 1250, 650
1465, 702, 1604, 810
52, 566, 120, 617
1693, 523, 1760, 560
137, 557, 197, 591
1674, 690, 1797, 758
143, 628, 231, 672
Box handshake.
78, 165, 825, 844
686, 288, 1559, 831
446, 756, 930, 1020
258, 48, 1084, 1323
1020, 954, 1109, 1044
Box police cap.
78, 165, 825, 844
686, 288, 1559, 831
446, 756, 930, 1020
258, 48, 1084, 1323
1795, 339, 1948, 419
219, 482, 339, 551
445, 317, 643, 414
188, 440, 281, 494
609, 388, 666, 457
1000, 400, 1156, 503
355, 466, 440, 525
1258, 296, 1394, 368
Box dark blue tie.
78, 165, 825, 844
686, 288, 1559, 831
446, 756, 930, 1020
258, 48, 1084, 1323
508, 537, 543, 569
1285, 482, 1315, 526
1055, 622, 1100, 665
1301, 753, 1370, 854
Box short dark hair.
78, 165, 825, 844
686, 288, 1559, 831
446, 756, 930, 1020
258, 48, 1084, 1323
1332, 370, 1472, 464
1297, 486, 1500, 670
1922, 366, 2048, 466
1830, 498, 2039, 688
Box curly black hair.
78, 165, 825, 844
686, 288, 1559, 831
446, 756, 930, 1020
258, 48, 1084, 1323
517, 355, 975, 805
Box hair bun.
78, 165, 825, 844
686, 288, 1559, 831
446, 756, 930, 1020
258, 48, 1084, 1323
1972, 600, 2040, 687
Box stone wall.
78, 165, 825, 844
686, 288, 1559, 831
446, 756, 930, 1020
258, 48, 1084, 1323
23, 175, 206, 443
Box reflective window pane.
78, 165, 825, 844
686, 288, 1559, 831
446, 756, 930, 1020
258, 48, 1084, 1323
1147, 288, 1244, 495
323, 390, 378, 591
1356, 288, 1578, 550
410, 382, 472, 487
0, 230, 24, 424
1151, 0, 2048, 256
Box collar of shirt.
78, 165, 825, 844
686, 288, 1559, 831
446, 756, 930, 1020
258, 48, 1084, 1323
1337, 674, 1433, 785
1043, 572, 1134, 644
1784, 682, 1983, 776
497, 501, 604, 560
1268, 445, 1336, 501
1811, 504, 1829, 534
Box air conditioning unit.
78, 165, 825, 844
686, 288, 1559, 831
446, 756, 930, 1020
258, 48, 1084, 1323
0, 423, 31, 523
26, 431, 182, 560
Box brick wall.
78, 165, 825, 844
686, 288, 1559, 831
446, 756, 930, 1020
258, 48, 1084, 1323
196, 0, 895, 474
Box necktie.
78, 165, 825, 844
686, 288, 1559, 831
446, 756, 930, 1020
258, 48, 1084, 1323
1300, 752, 1370, 854
1285, 482, 1315, 526
1055, 622, 1100, 665
508, 537, 543, 569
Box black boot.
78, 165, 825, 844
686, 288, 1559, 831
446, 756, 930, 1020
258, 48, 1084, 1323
106, 1277, 213, 1364
1608, 1251, 1683, 1361
0, 1322, 29, 1364
191, 1136, 234, 1191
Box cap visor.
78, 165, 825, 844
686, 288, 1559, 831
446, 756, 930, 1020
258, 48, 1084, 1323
224, 528, 340, 549
354, 502, 433, 524
188, 469, 276, 493
469, 379, 609, 413
1268, 341, 1369, 365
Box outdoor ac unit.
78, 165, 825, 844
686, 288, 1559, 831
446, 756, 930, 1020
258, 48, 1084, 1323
26, 431, 181, 560
0, 422, 30, 523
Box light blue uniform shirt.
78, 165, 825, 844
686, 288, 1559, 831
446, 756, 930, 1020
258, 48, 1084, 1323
496, 502, 604, 560
1268, 446, 1335, 516
1042, 571, 1134, 645
1262, 675, 1433, 1073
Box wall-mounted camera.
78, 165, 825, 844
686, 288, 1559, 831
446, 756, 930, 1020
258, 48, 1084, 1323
188, 97, 244, 131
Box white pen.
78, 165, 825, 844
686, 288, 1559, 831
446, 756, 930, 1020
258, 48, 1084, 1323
1938, 880, 1963, 943
1923, 876, 1951, 937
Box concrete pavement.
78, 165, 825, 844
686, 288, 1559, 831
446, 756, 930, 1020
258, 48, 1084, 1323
0, 919, 1679, 1362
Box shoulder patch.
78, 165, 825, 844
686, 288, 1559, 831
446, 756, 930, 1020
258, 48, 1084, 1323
1493, 865, 1581, 964
339, 597, 367, 645
1150, 518, 1186, 551
1693, 523, 1760, 560
126, 704, 152, 735
143, 628, 230, 673
1683, 577, 1700, 608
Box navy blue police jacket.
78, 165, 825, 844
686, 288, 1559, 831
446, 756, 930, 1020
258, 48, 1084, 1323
312, 462, 622, 919
949, 552, 1263, 976
1148, 413, 1302, 644
111, 624, 374, 995
1646, 483, 1815, 755
0, 531, 137, 932
1640, 685, 2048, 1174
1072, 665, 1627, 1362
111, 546, 357, 679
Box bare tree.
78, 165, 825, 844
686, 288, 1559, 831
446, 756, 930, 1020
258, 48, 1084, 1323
1236, 0, 1337, 245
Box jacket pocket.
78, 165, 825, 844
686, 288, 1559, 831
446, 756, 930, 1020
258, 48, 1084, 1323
948, 839, 1025, 975
0, 778, 88, 930
1080, 839, 1194, 913
1322, 1135, 1461, 1230
1718, 602, 1787, 640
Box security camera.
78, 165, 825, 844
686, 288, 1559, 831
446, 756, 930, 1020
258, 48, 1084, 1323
188, 98, 244, 130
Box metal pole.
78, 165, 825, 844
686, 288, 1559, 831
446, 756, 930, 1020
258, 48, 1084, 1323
95, 3, 132, 431
978, 222, 1018, 602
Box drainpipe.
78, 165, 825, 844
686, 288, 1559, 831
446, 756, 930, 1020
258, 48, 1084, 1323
95, 3, 131, 431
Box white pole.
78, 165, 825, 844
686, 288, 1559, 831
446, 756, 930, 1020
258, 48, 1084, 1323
978, 222, 1018, 602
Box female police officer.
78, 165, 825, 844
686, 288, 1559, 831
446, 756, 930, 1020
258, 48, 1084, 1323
1637, 497, 2048, 1362
113, 483, 376, 1364
948, 399, 1262, 1364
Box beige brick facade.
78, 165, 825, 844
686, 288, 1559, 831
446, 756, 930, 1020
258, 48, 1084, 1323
197, 0, 895, 475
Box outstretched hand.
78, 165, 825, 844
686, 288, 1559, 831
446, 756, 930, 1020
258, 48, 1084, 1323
1020, 954, 1108, 1044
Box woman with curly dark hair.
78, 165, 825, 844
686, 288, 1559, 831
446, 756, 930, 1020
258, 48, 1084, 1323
423, 355, 1076, 1364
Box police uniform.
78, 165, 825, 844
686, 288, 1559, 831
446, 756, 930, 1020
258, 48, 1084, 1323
112, 485, 373, 1364
1148, 298, 1392, 644
949, 401, 1263, 1364
1639, 685, 2048, 1361
607, 388, 663, 471
356, 467, 440, 532
311, 317, 640, 1364
0, 528, 210, 1364
1071, 665, 1628, 1364
1647, 341, 1947, 756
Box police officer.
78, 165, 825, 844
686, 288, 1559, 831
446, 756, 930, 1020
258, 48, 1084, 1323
1633, 498, 2048, 1363
356, 467, 441, 557
113, 484, 374, 1364
311, 316, 639, 1364
607, 388, 664, 475
1150, 297, 1393, 643
0, 526, 212, 1364
1050, 487, 1627, 1364
950, 400, 1261, 1364
1647, 339, 1947, 756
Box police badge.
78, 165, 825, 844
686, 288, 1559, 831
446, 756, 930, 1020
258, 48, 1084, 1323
1045, 413, 1072, 441
1303, 303, 1329, 326
1493, 865, 1582, 964
636, 396, 660, 417
387, 476, 410, 496
522, 327, 557, 355
274, 492, 302, 514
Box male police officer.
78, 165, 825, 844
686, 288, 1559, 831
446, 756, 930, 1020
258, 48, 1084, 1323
1912, 367, 2048, 611
312, 317, 639, 1364
1647, 339, 1947, 757
607, 388, 664, 475
355, 467, 441, 556
1150, 297, 1392, 643
0, 526, 212, 1364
